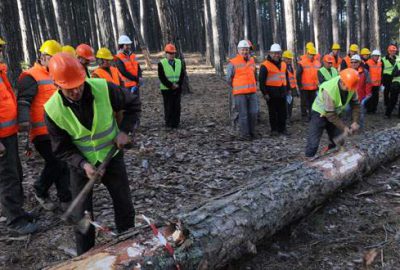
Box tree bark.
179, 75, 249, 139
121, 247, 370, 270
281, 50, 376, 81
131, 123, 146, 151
139, 0, 149, 48
269, 0, 279, 44
309, 0, 316, 47
226, 0, 244, 58
331, 0, 339, 44
346, 0, 354, 49
50, 126, 400, 270
255, 0, 265, 60
203, 0, 213, 65
243, 0, 249, 40
283, 0, 295, 52
360, 0, 368, 48
96, 0, 114, 50
315, 0, 330, 55
16, 0, 31, 64
368, 0, 380, 50
209, 0, 224, 76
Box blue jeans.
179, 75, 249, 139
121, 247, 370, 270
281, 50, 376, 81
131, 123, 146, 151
234, 93, 258, 137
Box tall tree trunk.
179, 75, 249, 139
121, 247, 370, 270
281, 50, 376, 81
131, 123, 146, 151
109, 0, 119, 48
203, 0, 213, 65
209, 0, 224, 76
16, 0, 31, 64
114, 0, 128, 36
346, 0, 354, 49
243, 0, 249, 40
360, 0, 367, 48
355, 0, 361, 45
87, 0, 99, 48
331, 0, 339, 44
309, 0, 315, 44
51, 0, 66, 44
315, 0, 329, 55
302, 0, 309, 51
368, 0, 380, 49
269, 0, 279, 44
226, 0, 244, 58
96, 0, 114, 50
283, 0, 295, 52
139, 0, 149, 47
255, 0, 265, 60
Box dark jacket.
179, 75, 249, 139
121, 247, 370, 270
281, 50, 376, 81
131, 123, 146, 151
157, 59, 185, 90
259, 56, 289, 98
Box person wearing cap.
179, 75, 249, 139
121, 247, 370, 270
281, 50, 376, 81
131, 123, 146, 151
387, 49, 400, 118
226, 40, 258, 140
0, 37, 38, 235
92, 47, 121, 86
300, 42, 321, 62
330, 43, 342, 69
360, 48, 371, 65
158, 44, 185, 129
62, 45, 76, 57
318, 55, 339, 85
364, 50, 382, 113
259, 44, 290, 136
17, 40, 72, 211
297, 46, 321, 121
76, 44, 96, 77
381, 45, 399, 108
282, 50, 298, 122
44, 53, 141, 255
341, 44, 359, 70
115, 35, 142, 95
305, 68, 360, 158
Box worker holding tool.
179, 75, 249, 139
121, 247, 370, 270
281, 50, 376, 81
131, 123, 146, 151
44, 53, 141, 255
305, 68, 361, 158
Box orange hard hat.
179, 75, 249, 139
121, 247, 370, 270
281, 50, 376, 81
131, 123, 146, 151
49, 53, 86, 90
388, 45, 397, 53
164, 43, 177, 53
76, 44, 95, 61
323, 54, 334, 63
339, 68, 359, 91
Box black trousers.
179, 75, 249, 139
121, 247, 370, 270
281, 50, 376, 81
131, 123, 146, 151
386, 82, 400, 117
70, 151, 135, 255
382, 75, 392, 107
267, 97, 287, 132
33, 139, 71, 202
305, 111, 342, 157
0, 134, 26, 225
161, 89, 182, 128
365, 86, 380, 113
300, 90, 317, 119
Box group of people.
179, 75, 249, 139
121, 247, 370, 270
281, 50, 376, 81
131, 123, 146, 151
0, 35, 185, 255
227, 40, 400, 157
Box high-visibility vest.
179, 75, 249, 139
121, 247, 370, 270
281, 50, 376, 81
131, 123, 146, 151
19, 63, 57, 141
382, 56, 399, 75
261, 60, 287, 87
288, 65, 297, 89
393, 62, 400, 84
0, 65, 18, 138
319, 66, 339, 82
312, 76, 354, 116
45, 78, 119, 165
92, 66, 121, 86
299, 57, 321, 90
366, 59, 382, 86
229, 55, 257, 95
159, 58, 182, 90
115, 52, 139, 87
342, 55, 351, 70
331, 54, 342, 69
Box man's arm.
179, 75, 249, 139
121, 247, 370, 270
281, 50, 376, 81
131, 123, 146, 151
17, 75, 37, 123
177, 61, 186, 87
258, 64, 268, 95
115, 58, 139, 82
317, 70, 325, 85
225, 63, 235, 87
323, 90, 348, 130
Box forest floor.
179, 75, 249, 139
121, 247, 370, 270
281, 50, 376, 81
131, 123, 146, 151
1, 53, 400, 270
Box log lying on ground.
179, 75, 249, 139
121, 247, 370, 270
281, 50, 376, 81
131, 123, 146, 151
50, 125, 400, 270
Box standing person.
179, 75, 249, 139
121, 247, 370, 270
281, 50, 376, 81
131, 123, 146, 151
259, 44, 289, 136
76, 44, 96, 77
17, 40, 71, 211
92, 47, 121, 86
330, 43, 342, 69
381, 45, 399, 108
297, 46, 321, 121
365, 50, 382, 113
226, 40, 258, 140
282, 50, 298, 122
44, 53, 140, 255
0, 37, 38, 234
386, 55, 400, 118
318, 55, 339, 85
340, 44, 359, 70
158, 44, 185, 129
305, 69, 360, 158
360, 48, 371, 65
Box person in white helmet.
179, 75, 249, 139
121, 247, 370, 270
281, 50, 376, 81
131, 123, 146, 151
259, 43, 290, 136
226, 40, 258, 140
364, 50, 382, 113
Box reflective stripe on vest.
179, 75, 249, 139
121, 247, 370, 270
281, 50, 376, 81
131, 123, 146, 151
300, 58, 321, 90
37, 79, 54, 85
230, 55, 257, 95
319, 67, 338, 82
0, 118, 17, 128
31, 121, 46, 128
0, 71, 18, 138
159, 58, 182, 90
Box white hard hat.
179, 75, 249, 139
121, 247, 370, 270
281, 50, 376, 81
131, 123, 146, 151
270, 43, 282, 52
237, 40, 251, 48
118, 35, 132, 45
351, 54, 361, 62
371, 50, 381, 56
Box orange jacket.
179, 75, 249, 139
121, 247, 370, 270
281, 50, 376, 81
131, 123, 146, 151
115, 52, 139, 87
19, 63, 56, 141
92, 66, 121, 86
229, 55, 257, 95
366, 59, 382, 86
0, 64, 18, 138
331, 54, 342, 69
261, 60, 287, 87
342, 55, 351, 70
299, 57, 321, 90
288, 68, 297, 89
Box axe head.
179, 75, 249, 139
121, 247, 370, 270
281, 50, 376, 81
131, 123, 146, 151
76, 211, 92, 234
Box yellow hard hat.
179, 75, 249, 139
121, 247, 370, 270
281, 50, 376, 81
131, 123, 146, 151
0, 37, 6, 45
307, 47, 317, 55
332, 43, 340, 50
306, 42, 315, 49
360, 48, 371, 55
40, 40, 62, 56
349, 44, 359, 52
62, 45, 76, 57
96, 47, 114, 60
282, 50, 294, 59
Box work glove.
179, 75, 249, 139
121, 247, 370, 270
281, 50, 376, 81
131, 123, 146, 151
130, 86, 139, 93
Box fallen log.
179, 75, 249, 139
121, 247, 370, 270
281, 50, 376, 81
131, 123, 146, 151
49, 125, 400, 270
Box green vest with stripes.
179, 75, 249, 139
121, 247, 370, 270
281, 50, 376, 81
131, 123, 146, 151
393, 62, 400, 84
382, 56, 400, 75
312, 76, 354, 116
159, 58, 182, 90
44, 78, 119, 165
319, 67, 338, 82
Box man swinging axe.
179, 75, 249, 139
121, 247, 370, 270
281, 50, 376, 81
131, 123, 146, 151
44, 53, 141, 255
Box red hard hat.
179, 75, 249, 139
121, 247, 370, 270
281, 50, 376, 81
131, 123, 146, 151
339, 68, 359, 91
323, 54, 334, 63
49, 53, 86, 90
164, 43, 177, 53
388, 45, 398, 53
76, 44, 95, 61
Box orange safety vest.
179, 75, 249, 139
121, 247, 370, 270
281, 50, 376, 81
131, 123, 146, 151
342, 55, 351, 70
0, 64, 18, 138
92, 66, 121, 86
366, 59, 382, 86
261, 60, 287, 87
299, 57, 321, 90
115, 52, 139, 87
19, 63, 56, 141
288, 68, 297, 89
331, 54, 343, 69
229, 55, 257, 95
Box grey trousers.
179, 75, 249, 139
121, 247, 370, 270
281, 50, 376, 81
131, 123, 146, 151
234, 93, 258, 137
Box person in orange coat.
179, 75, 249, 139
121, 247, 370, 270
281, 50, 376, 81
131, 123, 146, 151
92, 47, 121, 86
17, 40, 71, 211
76, 44, 96, 77
364, 50, 382, 113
